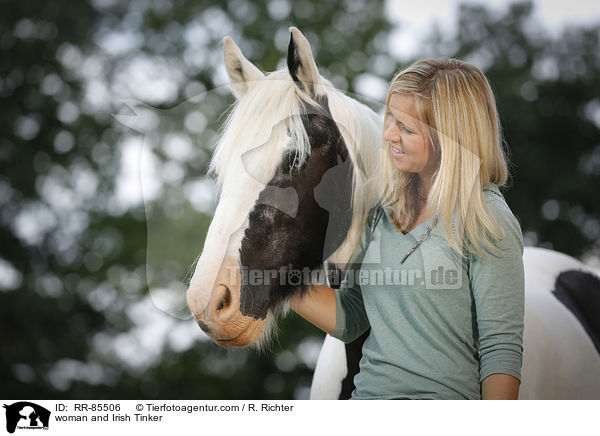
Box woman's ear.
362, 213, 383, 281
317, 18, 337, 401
223, 36, 265, 98
287, 27, 320, 98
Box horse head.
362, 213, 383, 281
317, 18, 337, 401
186, 27, 380, 348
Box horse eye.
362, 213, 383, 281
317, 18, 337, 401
288, 154, 299, 169
283, 152, 304, 174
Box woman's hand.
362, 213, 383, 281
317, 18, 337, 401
481, 373, 520, 399
290, 284, 337, 335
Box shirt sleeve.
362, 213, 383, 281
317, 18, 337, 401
331, 220, 372, 344
469, 198, 525, 384
332, 272, 370, 344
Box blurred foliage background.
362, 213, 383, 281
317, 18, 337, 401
1, 0, 598, 399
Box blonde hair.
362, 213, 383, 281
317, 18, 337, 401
373, 58, 509, 257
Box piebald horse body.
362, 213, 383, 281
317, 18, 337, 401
186, 28, 600, 398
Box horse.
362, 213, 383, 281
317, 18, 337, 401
186, 27, 380, 349
186, 27, 600, 398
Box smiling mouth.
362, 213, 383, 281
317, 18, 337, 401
390, 144, 406, 156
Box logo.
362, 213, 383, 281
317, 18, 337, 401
3, 402, 50, 434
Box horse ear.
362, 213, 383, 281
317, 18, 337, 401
287, 27, 321, 97
223, 36, 265, 97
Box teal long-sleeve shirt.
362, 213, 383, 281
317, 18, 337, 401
332, 184, 525, 400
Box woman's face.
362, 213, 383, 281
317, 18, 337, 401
383, 93, 437, 180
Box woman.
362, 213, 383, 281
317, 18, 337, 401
291, 59, 524, 400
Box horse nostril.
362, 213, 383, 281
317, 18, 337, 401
197, 319, 211, 334
216, 287, 232, 312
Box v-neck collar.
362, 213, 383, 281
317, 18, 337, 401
381, 207, 434, 239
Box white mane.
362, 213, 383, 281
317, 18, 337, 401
209, 69, 381, 267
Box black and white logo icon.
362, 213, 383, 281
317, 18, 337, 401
3, 402, 50, 434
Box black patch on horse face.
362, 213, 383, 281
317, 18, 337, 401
238, 94, 354, 319
552, 269, 600, 355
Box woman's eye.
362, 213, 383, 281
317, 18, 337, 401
386, 112, 413, 134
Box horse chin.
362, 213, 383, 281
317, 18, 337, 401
212, 316, 268, 348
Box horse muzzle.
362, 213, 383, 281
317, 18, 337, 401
187, 257, 268, 347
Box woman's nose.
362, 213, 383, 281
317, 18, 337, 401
383, 123, 400, 143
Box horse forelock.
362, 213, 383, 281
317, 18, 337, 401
209, 70, 310, 190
